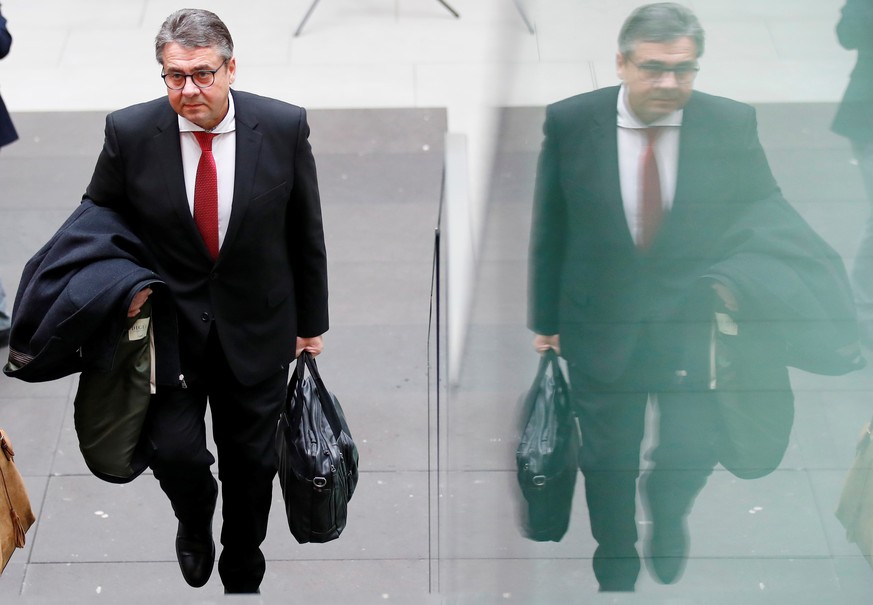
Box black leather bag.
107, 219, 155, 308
710, 311, 795, 480
516, 349, 578, 542
276, 352, 358, 544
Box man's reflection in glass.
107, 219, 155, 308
528, 2, 862, 592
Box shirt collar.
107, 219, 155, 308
178, 90, 237, 134
616, 83, 684, 129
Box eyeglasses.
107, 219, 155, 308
161, 60, 228, 90
628, 59, 699, 84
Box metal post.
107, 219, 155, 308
294, 0, 459, 37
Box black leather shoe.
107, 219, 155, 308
645, 518, 689, 584
175, 521, 215, 588
0, 327, 9, 349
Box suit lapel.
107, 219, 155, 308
673, 93, 714, 207
152, 106, 203, 244
222, 92, 263, 259
590, 88, 636, 249
650, 92, 713, 253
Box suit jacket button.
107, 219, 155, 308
200, 312, 210, 322
210, 271, 219, 280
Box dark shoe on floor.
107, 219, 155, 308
0, 327, 9, 349
175, 521, 215, 588
645, 518, 689, 584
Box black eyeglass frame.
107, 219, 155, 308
161, 59, 229, 90
626, 58, 700, 83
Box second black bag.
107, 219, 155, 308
276, 352, 359, 544
516, 349, 578, 542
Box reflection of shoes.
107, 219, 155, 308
175, 521, 215, 588
645, 518, 689, 584
0, 328, 9, 349
593, 545, 639, 592
597, 580, 636, 593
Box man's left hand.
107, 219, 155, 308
296, 335, 324, 358
712, 283, 739, 313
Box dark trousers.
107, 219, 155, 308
146, 329, 287, 592
568, 341, 720, 590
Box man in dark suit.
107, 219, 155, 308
528, 2, 787, 591
83, 9, 328, 593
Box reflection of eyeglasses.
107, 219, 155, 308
161, 60, 228, 90
627, 58, 699, 84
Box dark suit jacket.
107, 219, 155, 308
832, 0, 873, 144
0, 8, 18, 148
528, 86, 783, 383
85, 89, 328, 386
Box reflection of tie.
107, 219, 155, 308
639, 127, 662, 250
193, 132, 219, 259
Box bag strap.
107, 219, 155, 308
533, 349, 553, 384
283, 353, 344, 439
0, 431, 28, 549
284, 355, 308, 426
545, 349, 568, 390
303, 352, 344, 439
538, 349, 569, 398
1, 431, 14, 462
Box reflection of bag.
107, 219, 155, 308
711, 312, 794, 479
516, 349, 578, 542
1, 429, 36, 574
836, 418, 873, 569
276, 352, 358, 544
73, 301, 153, 483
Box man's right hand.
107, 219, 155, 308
533, 333, 560, 355
128, 287, 152, 318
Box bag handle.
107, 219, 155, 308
1, 431, 14, 462
284, 355, 308, 426
532, 349, 553, 384
283, 353, 344, 440
302, 352, 345, 439
539, 349, 568, 393
0, 430, 28, 549
521, 349, 570, 424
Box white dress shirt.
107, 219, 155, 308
178, 91, 237, 251
616, 85, 683, 246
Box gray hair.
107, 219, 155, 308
618, 3, 705, 58
154, 9, 234, 64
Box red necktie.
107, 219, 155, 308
193, 131, 219, 260
639, 127, 662, 250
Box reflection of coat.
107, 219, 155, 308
84, 90, 328, 386
0, 8, 18, 148
528, 86, 783, 383
699, 195, 863, 478
833, 0, 873, 144
704, 192, 861, 377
